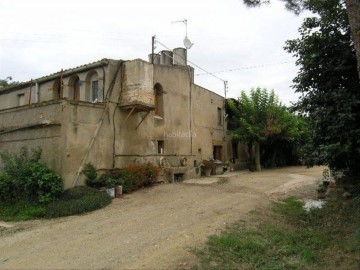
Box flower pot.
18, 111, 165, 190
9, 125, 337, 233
204, 168, 211, 177
115, 185, 123, 198
106, 187, 115, 198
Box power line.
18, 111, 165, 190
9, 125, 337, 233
155, 39, 227, 83
195, 61, 295, 76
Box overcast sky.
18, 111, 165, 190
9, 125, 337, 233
0, 0, 309, 105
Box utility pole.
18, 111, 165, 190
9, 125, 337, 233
223, 80, 228, 163
151, 35, 156, 64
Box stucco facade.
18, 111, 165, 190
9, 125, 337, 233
0, 54, 236, 188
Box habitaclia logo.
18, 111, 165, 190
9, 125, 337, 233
164, 131, 197, 138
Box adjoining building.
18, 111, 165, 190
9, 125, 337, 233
0, 49, 248, 188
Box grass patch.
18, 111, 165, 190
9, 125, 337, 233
217, 178, 229, 185
193, 197, 360, 270
0, 186, 111, 221
0, 201, 45, 221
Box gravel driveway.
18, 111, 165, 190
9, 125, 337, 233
0, 166, 324, 269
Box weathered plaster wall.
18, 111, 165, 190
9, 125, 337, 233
0, 58, 241, 187
191, 84, 225, 163
60, 101, 113, 187
0, 85, 33, 110
0, 102, 64, 177
121, 60, 155, 108
114, 61, 194, 169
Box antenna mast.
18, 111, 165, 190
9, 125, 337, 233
172, 19, 188, 37
171, 19, 194, 49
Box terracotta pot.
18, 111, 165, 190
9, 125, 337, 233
115, 185, 123, 198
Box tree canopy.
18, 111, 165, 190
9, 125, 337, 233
0, 77, 19, 90
284, 0, 360, 185
227, 87, 307, 170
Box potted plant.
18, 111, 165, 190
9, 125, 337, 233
114, 179, 123, 198
99, 174, 117, 198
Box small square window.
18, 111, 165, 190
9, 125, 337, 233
157, 140, 164, 154
18, 93, 25, 106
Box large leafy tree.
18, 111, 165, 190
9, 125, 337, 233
228, 87, 305, 171
243, 0, 360, 80
262, 106, 308, 167
284, 0, 360, 185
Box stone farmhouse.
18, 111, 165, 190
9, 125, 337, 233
0, 49, 248, 188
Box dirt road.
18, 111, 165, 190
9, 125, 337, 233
0, 166, 324, 269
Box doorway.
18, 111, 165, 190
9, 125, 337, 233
213, 145, 223, 161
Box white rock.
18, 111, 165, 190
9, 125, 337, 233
303, 200, 325, 212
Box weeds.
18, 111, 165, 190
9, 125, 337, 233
193, 196, 360, 270
217, 178, 229, 185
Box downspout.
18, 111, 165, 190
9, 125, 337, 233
101, 66, 106, 101
223, 81, 228, 163
112, 61, 125, 168
187, 65, 193, 156
35, 82, 40, 103
28, 79, 33, 104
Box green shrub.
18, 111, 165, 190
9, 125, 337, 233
82, 163, 99, 188
110, 169, 134, 193
44, 186, 111, 218
143, 162, 160, 186
27, 162, 64, 203
0, 186, 112, 221
98, 173, 119, 188
0, 147, 64, 203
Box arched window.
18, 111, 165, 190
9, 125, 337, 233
68, 75, 80, 101
53, 79, 62, 100
85, 71, 100, 102
154, 83, 164, 118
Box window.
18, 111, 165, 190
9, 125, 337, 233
17, 93, 25, 106
157, 140, 164, 154
213, 145, 223, 161
74, 77, 80, 101
85, 71, 100, 102
154, 83, 164, 118
91, 80, 99, 102
69, 75, 80, 101
217, 107, 222, 125
53, 79, 62, 99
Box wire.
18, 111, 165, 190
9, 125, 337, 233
155, 39, 227, 83
195, 61, 296, 76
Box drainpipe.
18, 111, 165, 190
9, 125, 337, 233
101, 66, 106, 101
28, 79, 33, 104
223, 81, 228, 163
35, 82, 40, 103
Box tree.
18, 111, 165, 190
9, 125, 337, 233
242, 0, 360, 80
284, 0, 360, 187
227, 87, 305, 171
262, 106, 309, 167
345, 0, 360, 79
0, 76, 19, 89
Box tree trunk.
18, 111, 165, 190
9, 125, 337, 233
345, 0, 360, 80
247, 141, 256, 171
255, 142, 261, 171
270, 146, 277, 168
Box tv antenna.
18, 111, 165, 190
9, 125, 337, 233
171, 19, 194, 49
